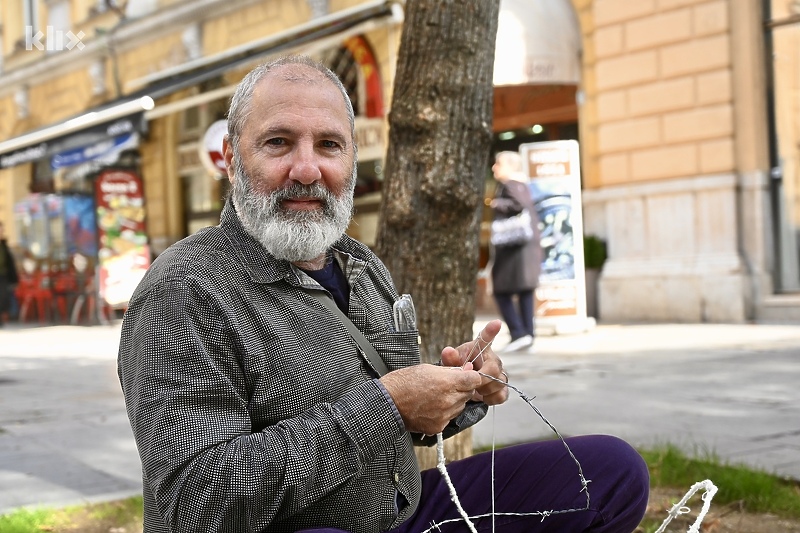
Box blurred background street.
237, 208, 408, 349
2, 0, 800, 527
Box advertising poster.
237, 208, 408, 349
95, 169, 150, 308
520, 140, 593, 333
62, 195, 97, 257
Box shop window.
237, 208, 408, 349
558, 122, 579, 142
176, 84, 229, 238
32, 159, 56, 194
492, 121, 578, 155
181, 168, 228, 236
181, 105, 202, 141
485, 121, 580, 237
354, 159, 383, 197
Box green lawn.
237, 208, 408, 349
1, 445, 798, 532
641, 444, 800, 518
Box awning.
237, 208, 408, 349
0, 0, 402, 169
0, 101, 151, 169
493, 0, 582, 86
126, 0, 401, 98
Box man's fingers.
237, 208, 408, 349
464, 320, 502, 368
440, 320, 503, 368
455, 369, 482, 391
472, 319, 502, 355
478, 319, 503, 344
440, 346, 462, 367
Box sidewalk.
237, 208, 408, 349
1, 318, 800, 516
474, 316, 800, 482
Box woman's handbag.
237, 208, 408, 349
490, 209, 535, 247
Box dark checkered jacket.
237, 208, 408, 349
118, 200, 487, 533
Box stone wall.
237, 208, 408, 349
575, 0, 770, 322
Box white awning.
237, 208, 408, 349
494, 0, 582, 86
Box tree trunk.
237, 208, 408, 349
375, 0, 499, 468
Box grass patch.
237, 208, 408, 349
640, 444, 800, 519
86, 495, 143, 525
0, 508, 54, 533
1, 446, 799, 532
0, 496, 143, 533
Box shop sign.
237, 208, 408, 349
354, 117, 386, 162
199, 119, 228, 178
95, 169, 151, 308
0, 113, 144, 169
519, 140, 588, 323
51, 132, 136, 169
0, 143, 48, 168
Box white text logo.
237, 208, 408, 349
25, 26, 85, 51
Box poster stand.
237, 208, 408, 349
519, 140, 595, 336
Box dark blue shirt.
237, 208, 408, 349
302, 259, 350, 313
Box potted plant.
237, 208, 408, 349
583, 235, 607, 318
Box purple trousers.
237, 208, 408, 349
300, 434, 649, 532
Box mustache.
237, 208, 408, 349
273, 183, 331, 205
269, 182, 338, 220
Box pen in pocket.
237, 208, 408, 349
393, 294, 416, 332
393, 294, 421, 344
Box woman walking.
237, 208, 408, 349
489, 151, 542, 353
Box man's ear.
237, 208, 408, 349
222, 134, 236, 183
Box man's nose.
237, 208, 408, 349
288, 144, 323, 185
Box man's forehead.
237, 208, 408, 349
262, 63, 330, 86
251, 65, 350, 122
253, 65, 346, 108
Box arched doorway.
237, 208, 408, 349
478, 0, 584, 313
492, 0, 582, 144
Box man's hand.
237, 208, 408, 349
379, 320, 510, 435
380, 364, 482, 435
441, 319, 509, 406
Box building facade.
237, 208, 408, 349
0, 0, 798, 324
578, 0, 799, 322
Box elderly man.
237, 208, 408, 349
118, 55, 648, 533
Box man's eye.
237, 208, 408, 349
321, 140, 340, 149
265, 138, 285, 146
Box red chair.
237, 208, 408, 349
16, 265, 53, 324
52, 266, 79, 323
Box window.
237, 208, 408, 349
125, 0, 157, 18
23, 0, 39, 31
47, 1, 70, 31
46, 0, 70, 54
14, 0, 40, 52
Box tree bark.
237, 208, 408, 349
375, 0, 499, 467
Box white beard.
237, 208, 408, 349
231, 156, 355, 263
